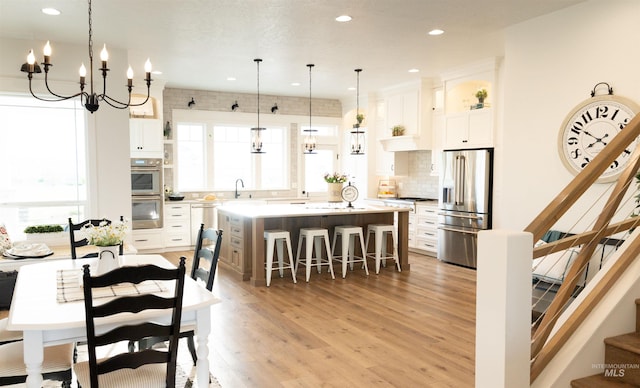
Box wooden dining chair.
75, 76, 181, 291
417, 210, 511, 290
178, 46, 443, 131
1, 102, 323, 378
137, 224, 222, 364
68, 216, 124, 260
74, 258, 187, 388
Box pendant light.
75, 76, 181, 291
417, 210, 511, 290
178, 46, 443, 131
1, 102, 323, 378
20, 0, 152, 113
303, 64, 317, 154
251, 58, 265, 153
351, 68, 365, 155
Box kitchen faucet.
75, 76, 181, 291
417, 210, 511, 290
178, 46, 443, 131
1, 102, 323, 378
235, 179, 244, 199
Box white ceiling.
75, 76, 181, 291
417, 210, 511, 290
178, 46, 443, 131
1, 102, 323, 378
0, 0, 585, 101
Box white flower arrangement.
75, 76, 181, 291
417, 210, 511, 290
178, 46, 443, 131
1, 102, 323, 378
83, 218, 128, 247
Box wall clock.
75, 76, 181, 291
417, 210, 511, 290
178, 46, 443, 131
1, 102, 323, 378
341, 183, 359, 207
558, 93, 640, 183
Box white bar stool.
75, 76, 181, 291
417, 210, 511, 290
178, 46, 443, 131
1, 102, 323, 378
264, 230, 297, 287
365, 224, 401, 274
295, 227, 335, 282
331, 225, 369, 278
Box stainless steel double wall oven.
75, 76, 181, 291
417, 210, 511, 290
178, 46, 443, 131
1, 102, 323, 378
130, 158, 163, 229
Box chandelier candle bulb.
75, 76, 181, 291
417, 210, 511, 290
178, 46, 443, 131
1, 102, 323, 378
127, 66, 133, 87
26, 50, 35, 72
43, 41, 51, 64
145, 59, 152, 81
79, 63, 86, 85
100, 44, 108, 69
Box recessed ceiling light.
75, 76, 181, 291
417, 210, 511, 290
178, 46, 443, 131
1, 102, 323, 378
291, 82, 301, 87
42, 8, 61, 16
227, 77, 236, 81
428, 29, 444, 36
408, 68, 419, 73
152, 70, 162, 75
347, 87, 356, 91
336, 15, 352, 22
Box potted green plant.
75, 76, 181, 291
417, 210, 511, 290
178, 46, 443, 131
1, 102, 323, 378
392, 125, 405, 136
475, 88, 488, 104
356, 113, 365, 124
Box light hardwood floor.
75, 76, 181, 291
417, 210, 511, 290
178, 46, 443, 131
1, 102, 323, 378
162, 250, 477, 388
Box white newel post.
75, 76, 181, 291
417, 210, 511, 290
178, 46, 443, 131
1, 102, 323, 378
476, 230, 532, 388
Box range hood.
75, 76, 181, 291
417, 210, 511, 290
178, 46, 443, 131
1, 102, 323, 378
380, 135, 425, 152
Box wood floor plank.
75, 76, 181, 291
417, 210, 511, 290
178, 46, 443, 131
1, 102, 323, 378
161, 250, 477, 387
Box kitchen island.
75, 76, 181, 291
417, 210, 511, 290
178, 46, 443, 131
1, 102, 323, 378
216, 203, 409, 286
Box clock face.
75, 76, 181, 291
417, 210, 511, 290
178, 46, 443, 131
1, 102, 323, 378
558, 95, 639, 183
341, 185, 359, 202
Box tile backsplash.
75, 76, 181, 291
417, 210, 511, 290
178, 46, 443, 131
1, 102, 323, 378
395, 150, 439, 200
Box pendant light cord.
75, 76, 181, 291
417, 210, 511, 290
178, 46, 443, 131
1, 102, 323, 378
255, 58, 262, 128
308, 64, 314, 131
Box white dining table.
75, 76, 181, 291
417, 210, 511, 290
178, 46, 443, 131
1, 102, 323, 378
6, 254, 220, 388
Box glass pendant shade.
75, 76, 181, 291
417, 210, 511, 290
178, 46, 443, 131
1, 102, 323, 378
350, 128, 365, 154
251, 127, 265, 153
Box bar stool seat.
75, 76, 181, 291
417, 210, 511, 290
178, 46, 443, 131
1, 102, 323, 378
295, 228, 335, 282
331, 225, 369, 278
264, 230, 297, 287
365, 224, 401, 274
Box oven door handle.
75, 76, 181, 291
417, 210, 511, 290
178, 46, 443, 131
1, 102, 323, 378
132, 195, 163, 200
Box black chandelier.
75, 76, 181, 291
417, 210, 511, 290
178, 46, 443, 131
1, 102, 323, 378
302, 64, 317, 154
251, 58, 265, 154
351, 68, 365, 155
20, 0, 152, 113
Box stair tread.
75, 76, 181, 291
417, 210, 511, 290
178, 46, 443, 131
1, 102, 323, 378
605, 332, 640, 354
572, 373, 637, 387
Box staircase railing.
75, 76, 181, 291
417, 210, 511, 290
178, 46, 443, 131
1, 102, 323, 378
526, 112, 640, 382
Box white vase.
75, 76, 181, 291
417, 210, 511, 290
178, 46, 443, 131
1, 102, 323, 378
97, 245, 120, 275
327, 182, 344, 203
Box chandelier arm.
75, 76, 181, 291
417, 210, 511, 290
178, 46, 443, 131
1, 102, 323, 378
39, 72, 83, 100
100, 95, 133, 110
30, 76, 85, 102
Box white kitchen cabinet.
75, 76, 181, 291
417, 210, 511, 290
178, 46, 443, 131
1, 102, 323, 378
376, 150, 408, 176
163, 203, 191, 248
443, 108, 493, 149
386, 90, 419, 136
430, 111, 444, 176
130, 118, 163, 158
378, 79, 433, 152
413, 204, 438, 256
131, 229, 163, 251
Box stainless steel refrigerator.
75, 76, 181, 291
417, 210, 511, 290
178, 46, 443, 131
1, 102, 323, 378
437, 148, 493, 268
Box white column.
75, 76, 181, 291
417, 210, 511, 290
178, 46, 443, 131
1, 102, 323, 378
476, 230, 532, 388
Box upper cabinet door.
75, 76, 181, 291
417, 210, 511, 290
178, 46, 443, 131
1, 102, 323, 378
130, 119, 163, 158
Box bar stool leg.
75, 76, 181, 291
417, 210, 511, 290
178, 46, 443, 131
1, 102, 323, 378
359, 230, 369, 276
375, 229, 383, 274
285, 235, 297, 283
314, 235, 323, 273
322, 231, 335, 279
392, 229, 401, 272
266, 236, 275, 287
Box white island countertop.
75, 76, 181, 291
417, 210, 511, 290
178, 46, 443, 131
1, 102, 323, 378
217, 202, 409, 219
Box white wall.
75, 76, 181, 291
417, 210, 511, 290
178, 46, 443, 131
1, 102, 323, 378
497, 0, 640, 232
0, 36, 132, 222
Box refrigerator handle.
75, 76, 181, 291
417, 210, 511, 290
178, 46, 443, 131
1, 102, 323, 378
454, 155, 465, 205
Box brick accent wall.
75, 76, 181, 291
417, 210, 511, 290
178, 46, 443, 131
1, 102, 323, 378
163, 88, 342, 123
